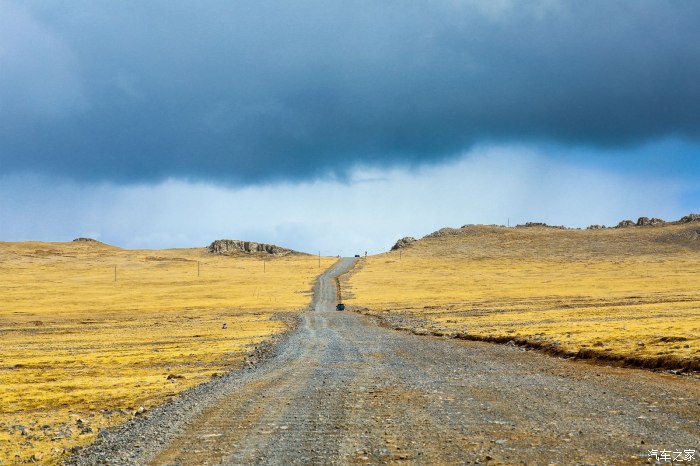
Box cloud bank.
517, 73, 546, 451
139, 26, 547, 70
1, 1, 699, 184
0, 147, 687, 254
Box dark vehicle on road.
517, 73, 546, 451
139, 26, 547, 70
354, 254, 360, 257
336, 303, 345, 311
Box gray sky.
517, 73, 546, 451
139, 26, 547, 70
0, 145, 689, 255
0, 1, 698, 253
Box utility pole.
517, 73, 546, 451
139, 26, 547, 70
318, 251, 321, 268
507, 217, 510, 227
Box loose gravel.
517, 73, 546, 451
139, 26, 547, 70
67, 258, 699, 465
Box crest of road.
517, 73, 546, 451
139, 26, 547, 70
70, 258, 699, 465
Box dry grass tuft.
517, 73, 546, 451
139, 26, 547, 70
0, 241, 334, 464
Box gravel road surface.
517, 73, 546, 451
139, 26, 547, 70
68, 258, 699, 465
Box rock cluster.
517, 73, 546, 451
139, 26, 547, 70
615, 220, 635, 228
423, 228, 461, 238
617, 217, 666, 228
515, 222, 566, 229
73, 237, 98, 242
680, 213, 700, 223
636, 217, 665, 226
615, 214, 700, 228
391, 237, 417, 250
587, 225, 606, 230
208, 240, 297, 256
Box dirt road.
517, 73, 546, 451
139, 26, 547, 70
70, 258, 699, 465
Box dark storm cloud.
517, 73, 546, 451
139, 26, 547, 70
1, 0, 699, 184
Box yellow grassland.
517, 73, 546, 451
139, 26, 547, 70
0, 240, 334, 464
343, 224, 700, 371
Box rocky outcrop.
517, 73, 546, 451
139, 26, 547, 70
515, 222, 566, 229
615, 220, 635, 228
391, 237, 417, 250
617, 214, 699, 227
73, 237, 99, 242
587, 225, 606, 230
423, 228, 461, 239
208, 240, 298, 256
636, 217, 665, 227
680, 213, 700, 223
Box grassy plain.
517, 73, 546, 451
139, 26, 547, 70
0, 240, 334, 464
343, 223, 700, 371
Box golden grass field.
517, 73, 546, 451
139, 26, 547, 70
0, 240, 334, 465
343, 223, 700, 372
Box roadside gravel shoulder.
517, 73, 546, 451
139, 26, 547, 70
357, 307, 700, 379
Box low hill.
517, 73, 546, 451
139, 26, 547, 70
344, 217, 700, 372
392, 214, 700, 255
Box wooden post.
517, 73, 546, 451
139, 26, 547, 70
197, 261, 200, 277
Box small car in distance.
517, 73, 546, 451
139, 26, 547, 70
336, 303, 345, 311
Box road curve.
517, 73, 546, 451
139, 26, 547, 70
71, 257, 699, 465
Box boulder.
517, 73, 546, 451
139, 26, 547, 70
391, 237, 417, 250
587, 224, 606, 230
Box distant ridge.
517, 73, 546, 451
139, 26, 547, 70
389, 213, 700, 251
611, 213, 700, 229
518, 213, 699, 230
